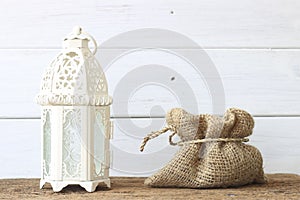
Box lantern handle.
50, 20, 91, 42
66, 26, 98, 55
82, 30, 98, 55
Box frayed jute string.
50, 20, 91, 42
140, 125, 176, 152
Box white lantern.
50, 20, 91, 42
36, 26, 113, 192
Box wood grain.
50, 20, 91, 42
0, 49, 299, 117
0, 0, 300, 48
0, 0, 299, 178
0, 175, 300, 199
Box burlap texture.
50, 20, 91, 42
142, 108, 266, 188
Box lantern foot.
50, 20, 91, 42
40, 180, 68, 192
79, 182, 98, 192
51, 182, 68, 192
104, 179, 111, 188
40, 179, 46, 189
79, 179, 111, 192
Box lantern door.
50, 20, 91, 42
40, 106, 111, 192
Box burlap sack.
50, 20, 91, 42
140, 108, 267, 188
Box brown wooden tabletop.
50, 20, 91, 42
0, 174, 299, 200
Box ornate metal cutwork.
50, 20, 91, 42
36, 50, 112, 106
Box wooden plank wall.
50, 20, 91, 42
0, 0, 299, 177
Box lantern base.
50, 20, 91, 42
40, 179, 111, 192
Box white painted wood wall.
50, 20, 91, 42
0, 0, 299, 178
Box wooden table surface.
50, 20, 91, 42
0, 174, 299, 200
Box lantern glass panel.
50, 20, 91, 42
62, 108, 82, 180
94, 109, 106, 177
42, 109, 51, 178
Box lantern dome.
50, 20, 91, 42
36, 26, 112, 106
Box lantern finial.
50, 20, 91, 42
73, 26, 82, 35
63, 27, 98, 55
